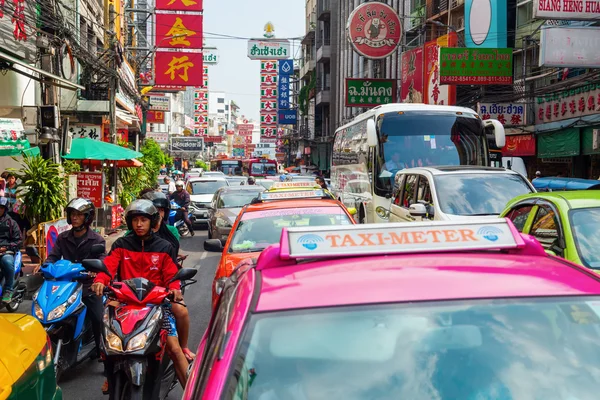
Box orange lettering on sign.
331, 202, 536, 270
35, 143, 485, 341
443, 230, 459, 242
376, 233, 386, 245
411, 231, 427, 244
429, 230, 443, 243
358, 233, 376, 246
459, 229, 477, 242
341, 235, 357, 247
389, 232, 410, 245
326, 234, 341, 247
166, 17, 197, 46
164, 56, 194, 82
166, 0, 197, 6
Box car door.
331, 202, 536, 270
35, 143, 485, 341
389, 174, 418, 222
528, 201, 567, 257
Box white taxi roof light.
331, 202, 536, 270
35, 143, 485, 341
277, 219, 544, 260
270, 182, 320, 190
259, 189, 326, 201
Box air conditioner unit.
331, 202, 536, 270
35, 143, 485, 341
593, 129, 600, 150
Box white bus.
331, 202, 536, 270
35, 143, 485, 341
331, 103, 506, 224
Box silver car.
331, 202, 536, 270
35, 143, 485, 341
207, 186, 265, 240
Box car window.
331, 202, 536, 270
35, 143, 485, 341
190, 180, 229, 195
417, 176, 432, 204
506, 204, 535, 232
392, 175, 405, 206
530, 204, 560, 250
401, 175, 418, 208
570, 207, 600, 269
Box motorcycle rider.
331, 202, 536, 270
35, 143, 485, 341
91, 200, 189, 389
41, 198, 106, 360
170, 180, 194, 236
0, 197, 21, 303
139, 190, 195, 361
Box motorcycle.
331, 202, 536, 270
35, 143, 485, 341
168, 200, 195, 237
30, 244, 105, 381
82, 258, 197, 400
0, 248, 26, 312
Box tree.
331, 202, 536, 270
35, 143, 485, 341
195, 160, 209, 170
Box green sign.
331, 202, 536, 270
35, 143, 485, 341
439, 48, 513, 85
345, 79, 396, 107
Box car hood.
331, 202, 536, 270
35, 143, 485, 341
221, 252, 262, 277
216, 207, 242, 222
190, 194, 213, 203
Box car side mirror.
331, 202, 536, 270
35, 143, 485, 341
170, 267, 198, 283
409, 203, 428, 218
90, 243, 105, 258
204, 239, 224, 252
82, 259, 111, 277
366, 119, 378, 147
347, 207, 357, 216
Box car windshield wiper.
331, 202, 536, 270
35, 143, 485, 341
231, 247, 267, 253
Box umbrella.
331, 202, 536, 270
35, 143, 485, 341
80, 158, 143, 168
63, 138, 143, 160
172, 170, 183, 175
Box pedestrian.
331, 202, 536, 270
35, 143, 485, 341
170, 181, 195, 236
164, 176, 176, 195
0, 197, 21, 303
533, 171, 541, 180
3, 172, 27, 235
315, 176, 328, 190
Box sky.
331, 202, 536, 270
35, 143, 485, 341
203, 0, 305, 122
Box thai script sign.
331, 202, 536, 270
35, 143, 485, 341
533, 0, 600, 20
477, 103, 525, 126
535, 81, 600, 124
77, 172, 103, 208
146, 132, 169, 143
439, 48, 513, 85
171, 137, 203, 151
147, 95, 170, 111
345, 79, 396, 107
248, 40, 290, 60
203, 48, 219, 64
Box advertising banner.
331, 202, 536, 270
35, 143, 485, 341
401, 47, 424, 103
533, 0, 600, 20
155, 0, 202, 12
424, 33, 457, 105
502, 134, 536, 156
465, 0, 508, 48
146, 132, 169, 143
45, 218, 71, 257
477, 103, 525, 126
148, 95, 170, 111
77, 172, 103, 208
278, 110, 297, 125
345, 79, 396, 107
155, 14, 203, 49
535, 81, 600, 124
439, 48, 513, 85
147, 110, 165, 123
154, 51, 203, 86
346, 2, 402, 59
540, 27, 600, 68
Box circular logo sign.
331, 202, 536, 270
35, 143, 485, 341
346, 2, 402, 59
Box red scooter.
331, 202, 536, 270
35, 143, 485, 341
82, 259, 197, 400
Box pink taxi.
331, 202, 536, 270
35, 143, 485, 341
185, 219, 600, 399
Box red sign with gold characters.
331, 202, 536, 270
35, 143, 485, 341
347, 2, 402, 59
155, 51, 203, 86
147, 110, 165, 123
155, 0, 202, 12
155, 14, 203, 49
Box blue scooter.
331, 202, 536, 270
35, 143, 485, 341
31, 244, 104, 381
0, 249, 26, 312
168, 199, 195, 237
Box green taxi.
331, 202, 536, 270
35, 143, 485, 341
0, 314, 62, 400
500, 191, 600, 269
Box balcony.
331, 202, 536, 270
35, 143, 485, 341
427, 0, 448, 19
450, 0, 464, 9
316, 86, 330, 106
300, 57, 316, 79
301, 28, 315, 46
317, 0, 330, 21
316, 39, 330, 62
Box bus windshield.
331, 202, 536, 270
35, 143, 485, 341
376, 112, 487, 195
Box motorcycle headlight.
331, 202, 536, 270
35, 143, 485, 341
47, 304, 67, 321
126, 327, 151, 352
216, 218, 232, 228
105, 329, 123, 352
34, 302, 44, 320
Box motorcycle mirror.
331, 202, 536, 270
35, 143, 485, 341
82, 259, 111, 277
170, 267, 197, 283
204, 239, 224, 252
90, 243, 105, 258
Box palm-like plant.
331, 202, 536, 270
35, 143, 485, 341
10, 155, 67, 225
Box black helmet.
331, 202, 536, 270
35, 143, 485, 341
0, 197, 9, 210
125, 199, 160, 231
141, 191, 170, 211
247, 177, 256, 185
66, 198, 95, 226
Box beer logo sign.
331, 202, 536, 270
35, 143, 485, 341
346, 2, 402, 59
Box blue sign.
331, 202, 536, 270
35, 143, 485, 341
278, 59, 294, 76
278, 109, 297, 125
278, 75, 290, 110
465, 0, 507, 48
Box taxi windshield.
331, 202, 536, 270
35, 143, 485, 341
229, 207, 353, 253
227, 296, 600, 399
570, 207, 600, 269
433, 173, 533, 216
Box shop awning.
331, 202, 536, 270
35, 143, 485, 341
0, 49, 85, 91
538, 128, 580, 158
63, 138, 142, 160
80, 158, 143, 168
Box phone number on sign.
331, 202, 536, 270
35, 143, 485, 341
440, 76, 512, 84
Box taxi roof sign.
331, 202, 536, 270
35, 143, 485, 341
279, 219, 525, 259
259, 189, 326, 201
270, 182, 320, 190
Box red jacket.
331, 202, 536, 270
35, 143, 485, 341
94, 233, 181, 290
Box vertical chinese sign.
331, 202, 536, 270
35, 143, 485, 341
193, 66, 209, 136
400, 47, 424, 104
153, 0, 203, 87
424, 32, 457, 106
260, 60, 278, 141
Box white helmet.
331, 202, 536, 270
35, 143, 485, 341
175, 180, 185, 187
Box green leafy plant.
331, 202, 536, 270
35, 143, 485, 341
299, 71, 316, 116
195, 160, 209, 170
62, 159, 81, 176
10, 155, 67, 225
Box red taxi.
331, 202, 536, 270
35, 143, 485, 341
187, 219, 600, 399
203, 188, 356, 306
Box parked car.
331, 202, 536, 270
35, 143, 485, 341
389, 166, 535, 223
186, 177, 230, 225
501, 191, 600, 269
207, 186, 264, 240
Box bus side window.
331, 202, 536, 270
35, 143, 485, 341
402, 175, 418, 208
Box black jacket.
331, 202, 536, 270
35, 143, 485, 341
0, 212, 21, 252
170, 190, 191, 209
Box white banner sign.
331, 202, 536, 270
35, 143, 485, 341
148, 95, 170, 111
146, 132, 169, 143
203, 48, 219, 64
70, 125, 102, 140
477, 103, 526, 126
540, 27, 600, 68
534, 0, 600, 20
248, 39, 291, 60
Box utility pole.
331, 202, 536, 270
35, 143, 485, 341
109, 4, 118, 144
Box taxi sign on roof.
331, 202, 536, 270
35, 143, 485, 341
270, 182, 320, 190
259, 189, 326, 201
280, 219, 524, 259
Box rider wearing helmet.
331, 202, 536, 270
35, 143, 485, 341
169, 180, 194, 236
0, 197, 21, 303
247, 176, 256, 185
92, 200, 189, 389
43, 198, 106, 357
